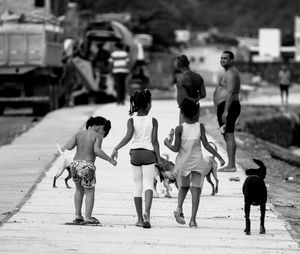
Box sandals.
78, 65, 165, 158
174, 209, 186, 225
189, 222, 198, 228
143, 213, 151, 228
73, 217, 84, 224
135, 221, 144, 227
84, 217, 100, 225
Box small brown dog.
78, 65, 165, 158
53, 141, 72, 188
154, 154, 177, 198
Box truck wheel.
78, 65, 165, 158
32, 103, 50, 116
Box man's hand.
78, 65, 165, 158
222, 111, 228, 124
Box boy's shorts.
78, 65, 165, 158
70, 160, 96, 188
129, 149, 156, 166
177, 171, 205, 188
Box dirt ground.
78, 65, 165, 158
201, 110, 300, 246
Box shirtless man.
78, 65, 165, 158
175, 54, 206, 122
213, 51, 241, 172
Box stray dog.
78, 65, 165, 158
53, 141, 72, 188
203, 142, 219, 195
154, 154, 178, 198
242, 158, 267, 235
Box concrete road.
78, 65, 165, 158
0, 99, 299, 253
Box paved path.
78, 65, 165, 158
0, 99, 299, 253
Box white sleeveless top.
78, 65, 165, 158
175, 122, 205, 176
131, 115, 153, 150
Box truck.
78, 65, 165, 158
0, 22, 66, 115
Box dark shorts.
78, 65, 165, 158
280, 84, 290, 93
217, 100, 241, 133
130, 149, 156, 166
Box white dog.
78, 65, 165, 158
53, 140, 72, 188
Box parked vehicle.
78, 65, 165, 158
0, 22, 66, 115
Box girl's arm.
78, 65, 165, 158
164, 125, 182, 152
151, 118, 162, 164
94, 137, 117, 165
200, 124, 225, 166
111, 118, 134, 160
65, 133, 77, 150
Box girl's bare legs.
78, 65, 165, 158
132, 165, 143, 226
190, 186, 201, 226
84, 187, 95, 221
142, 164, 155, 228
74, 182, 84, 220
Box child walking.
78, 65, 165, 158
164, 99, 225, 228
66, 116, 117, 225
111, 89, 162, 228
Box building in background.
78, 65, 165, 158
0, 0, 68, 17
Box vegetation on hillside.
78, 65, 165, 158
75, 0, 300, 48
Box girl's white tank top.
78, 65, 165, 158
131, 115, 153, 150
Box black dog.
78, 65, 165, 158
242, 158, 267, 235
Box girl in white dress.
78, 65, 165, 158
164, 99, 224, 228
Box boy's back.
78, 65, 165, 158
74, 130, 98, 162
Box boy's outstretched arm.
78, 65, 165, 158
164, 125, 182, 153
200, 124, 225, 166
111, 118, 134, 160
94, 137, 117, 165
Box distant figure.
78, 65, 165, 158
65, 116, 116, 225
109, 42, 130, 105
93, 42, 111, 90
175, 55, 206, 123
278, 64, 292, 105
213, 51, 241, 172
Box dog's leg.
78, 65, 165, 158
211, 166, 219, 194
206, 173, 215, 195
260, 202, 266, 234
163, 180, 172, 198
53, 176, 57, 188
244, 202, 251, 235
153, 180, 159, 198
65, 167, 72, 189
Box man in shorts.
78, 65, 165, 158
213, 51, 241, 172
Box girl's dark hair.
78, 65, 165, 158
86, 116, 111, 137
180, 98, 199, 119
129, 89, 151, 116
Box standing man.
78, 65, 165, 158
213, 51, 241, 172
109, 42, 130, 105
175, 55, 206, 122
278, 64, 292, 105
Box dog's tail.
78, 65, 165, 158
208, 142, 217, 158
56, 139, 64, 155
253, 158, 266, 179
